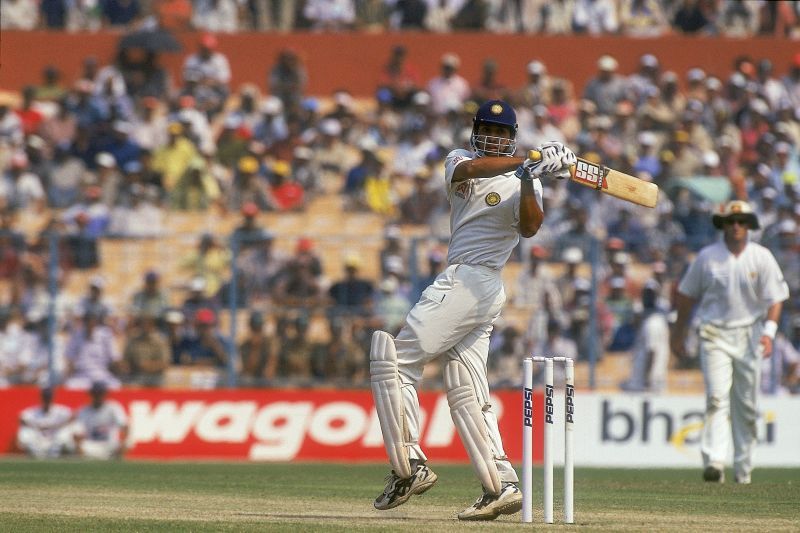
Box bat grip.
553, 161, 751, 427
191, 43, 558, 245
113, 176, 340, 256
526, 149, 576, 178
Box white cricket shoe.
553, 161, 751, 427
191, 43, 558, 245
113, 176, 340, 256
457, 482, 523, 521
374, 462, 438, 510
735, 473, 751, 484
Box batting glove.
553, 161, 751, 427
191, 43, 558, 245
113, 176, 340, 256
538, 141, 576, 179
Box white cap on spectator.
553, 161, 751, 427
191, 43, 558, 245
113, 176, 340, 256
750, 99, 770, 116
96, 152, 116, 168
380, 277, 398, 293
612, 251, 630, 265
260, 96, 283, 115
597, 55, 618, 71
702, 150, 720, 167
705, 76, 722, 91
27, 135, 46, 150
113, 121, 133, 135
687, 68, 706, 82
640, 54, 659, 68
223, 114, 242, 129
334, 91, 353, 108
563, 247, 583, 264
775, 142, 791, 155
358, 136, 378, 152
610, 276, 626, 289
293, 146, 313, 160
762, 187, 777, 200
319, 118, 341, 136
412, 91, 431, 106
778, 219, 797, 234
637, 131, 657, 146
90, 275, 106, 289
441, 53, 460, 68
527, 60, 546, 75
189, 277, 207, 292
385, 256, 404, 274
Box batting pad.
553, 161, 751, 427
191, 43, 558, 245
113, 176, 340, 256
369, 330, 412, 479
444, 360, 502, 495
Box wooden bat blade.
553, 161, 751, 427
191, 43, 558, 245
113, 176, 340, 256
570, 159, 658, 208
526, 150, 659, 208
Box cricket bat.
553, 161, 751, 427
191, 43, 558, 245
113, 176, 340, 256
528, 150, 659, 208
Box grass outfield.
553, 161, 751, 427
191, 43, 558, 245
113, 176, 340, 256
0, 460, 798, 532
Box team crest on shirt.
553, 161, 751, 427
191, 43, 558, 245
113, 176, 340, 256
485, 192, 501, 206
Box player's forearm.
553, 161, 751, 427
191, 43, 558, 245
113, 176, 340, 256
452, 156, 525, 183
519, 180, 544, 238
765, 302, 783, 324
672, 292, 696, 332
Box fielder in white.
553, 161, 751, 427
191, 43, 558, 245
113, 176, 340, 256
75, 381, 129, 459
16, 387, 76, 459
370, 99, 575, 520
671, 200, 789, 484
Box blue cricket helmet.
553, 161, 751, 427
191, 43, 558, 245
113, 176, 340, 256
470, 100, 518, 157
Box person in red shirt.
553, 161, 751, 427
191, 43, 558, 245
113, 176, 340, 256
15, 86, 45, 136
269, 160, 304, 211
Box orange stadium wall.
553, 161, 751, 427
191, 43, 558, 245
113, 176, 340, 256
0, 31, 796, 97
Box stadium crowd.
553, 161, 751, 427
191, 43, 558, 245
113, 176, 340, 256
2, 0, 799, 37
0, 16, 799, 396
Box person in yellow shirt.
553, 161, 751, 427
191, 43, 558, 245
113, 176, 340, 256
152, 122, 199, 193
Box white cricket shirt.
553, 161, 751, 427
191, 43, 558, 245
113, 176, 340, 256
677, 240, 789, 326
76, 401, 128, 442
444, 149, 543, 270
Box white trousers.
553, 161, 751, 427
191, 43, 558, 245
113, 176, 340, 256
698, 322, 761, 479
394, 264, 518, 483
81, 439, 122, 460
17, 427, 75, 458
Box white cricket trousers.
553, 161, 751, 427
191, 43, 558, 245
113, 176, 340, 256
698, 322, 761, 479
393, 263, 518, 483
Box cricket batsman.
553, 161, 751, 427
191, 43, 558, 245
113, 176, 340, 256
370, 99, 576, 520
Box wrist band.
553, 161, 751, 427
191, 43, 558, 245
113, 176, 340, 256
762, 320, 778, 339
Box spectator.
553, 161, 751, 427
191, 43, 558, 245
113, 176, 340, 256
311, 318, 367, 385
102, 0, 140, 27
16, 387, 75, 458
238, 311, 277, 386
268, 48, 307, 114
399, 167, 440, 226
605, 276, 637, 352
619, 0, 669, 36
672, 0, 715, 34
0, 0, 38, 30
182, 33, 231, 99
379, 45, 421, 111
583, 55, 627, 116
513, 245, 562, 349
328, 254, 374, 324
64, 212, 101, 269
237, 231, 285, 304
427, 53, 471, 117
74, 381, 128, 459
182, 307, 228, 368
230, 155, 273, 211
488, 325, 527, 389
181, 232, 230, 300
171, 158, 222, 211
276, 313, 314, 382
152, 122, 199, 195
269, 160, 305, 211
63, 309, 122, 390
303, 0, 356, 31
130, 270, 169, 320
76, 276, 114, 323
253, 0, 297, 31
343, 137, 387, 211
0, 152, 46, 213
121, 313, 171, 386
621, 280, 670, 392
373, 276, 412, 337
572, 0, 619, 34
192, 0, 239, 32
180, 276, 219, 328
531, 320, 578, 385
107, 183, 165, 237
